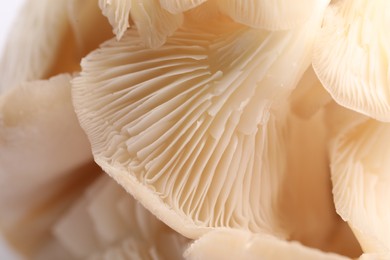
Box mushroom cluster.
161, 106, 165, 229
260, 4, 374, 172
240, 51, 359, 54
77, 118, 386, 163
0, 0, 389, 259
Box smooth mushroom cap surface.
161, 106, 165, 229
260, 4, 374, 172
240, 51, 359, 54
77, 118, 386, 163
0, 0, 69, 92
0, 0, 113, 94
184, 229, 349, 260
0, 74, 97, 257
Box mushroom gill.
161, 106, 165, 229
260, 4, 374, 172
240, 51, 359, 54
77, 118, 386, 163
330, 118, 390, 254
312, 0, 390, 122
72, 1, 327, 239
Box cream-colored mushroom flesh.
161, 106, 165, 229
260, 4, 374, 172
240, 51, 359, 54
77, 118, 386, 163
73, 2, 327, 239
290, 66, 332, 119
53, 174, 188, 259
99, 0, 183, 48
0, 0, 113, 94
0, 0, 69, 93
217, 0, 325, 30
184, 230, 349, 260
159, 0, 207, 14
330, 119, 390, 253
0, 74, 97, 256
313, 0, 390, 122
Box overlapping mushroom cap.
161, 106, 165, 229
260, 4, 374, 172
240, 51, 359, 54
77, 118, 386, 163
72, 0, 328, 239
330, 118, 390, 254
313, 0, 390, 121
0, 74, 97, 257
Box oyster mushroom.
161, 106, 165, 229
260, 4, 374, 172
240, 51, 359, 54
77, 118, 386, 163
0, 72, 188, 259
312, 0, 390, 122
72, 0, 328, 239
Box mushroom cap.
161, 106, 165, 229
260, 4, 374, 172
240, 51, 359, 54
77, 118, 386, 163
313, 0, 390, 122
0, 74, 97, 256
72, 2, 327, 239
0, 0, 69, 92
184, 229, 349, 260
0, 0, 113, 94
330, 118, 390, 253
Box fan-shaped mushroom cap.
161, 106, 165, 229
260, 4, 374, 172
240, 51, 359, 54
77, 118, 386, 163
217, 0, 329, 30
53, 174, 188, 259
0, 74, 98, 256
72, 2, 327, 239
184, 229, 349, 260
313, 0, 390, 122
99, 0, 182, 48
330, 119, 390, 253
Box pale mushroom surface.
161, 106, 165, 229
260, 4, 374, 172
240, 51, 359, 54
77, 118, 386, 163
330, 119, 390, 253
217, 0, 328, 31
313, 0, 390, 122
0, 74, 96, 257
0, 0, 113, 94
290, 66, 332, 119
0, 0, 68, 92
99, 0, 183, 48
184, 229, 349, 260
99, 0, 132, 40
73, 2, 327, 239
159, 0, 207, 14
53, 174, 188, 259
